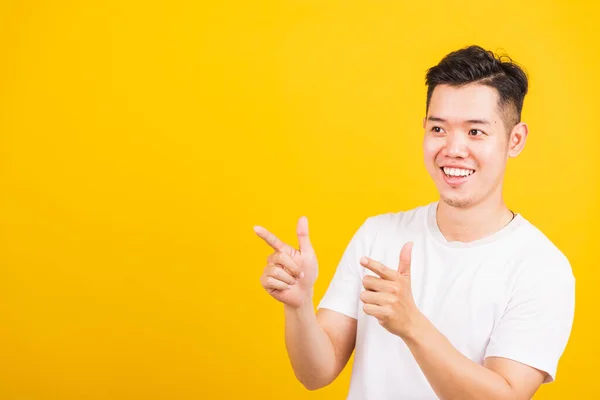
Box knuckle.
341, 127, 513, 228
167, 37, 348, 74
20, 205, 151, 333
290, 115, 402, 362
281, 256, 298, 273
273, 276, 283, 285
265, 265, 276, 276
276, 269, 289, 282
277, 252, 292, 267
262, 277, 273, 290
280, 266, 292, 278
268, 252, 280, 264
282, 253, 296, 270
260, 274, 269, 286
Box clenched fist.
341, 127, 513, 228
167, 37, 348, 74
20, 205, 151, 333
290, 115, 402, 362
253, 216, 318, 309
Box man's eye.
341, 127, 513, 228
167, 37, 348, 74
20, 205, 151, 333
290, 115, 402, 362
432, 126, 444, 133
469, 129, 484, 136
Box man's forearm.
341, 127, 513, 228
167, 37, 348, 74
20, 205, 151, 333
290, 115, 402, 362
284, 302, 336, 390
404, 314, 515, 400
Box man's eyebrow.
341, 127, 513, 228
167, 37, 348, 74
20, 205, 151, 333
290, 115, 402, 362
465, 119, 491, 125
427, 116, 446, 122
426, 116, 491, 125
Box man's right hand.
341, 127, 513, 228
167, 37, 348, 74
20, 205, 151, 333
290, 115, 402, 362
253, 216, 318, 309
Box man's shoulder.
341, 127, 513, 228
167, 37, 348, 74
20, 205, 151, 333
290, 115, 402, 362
363, 202, 433, 231
511, 215, 573, 278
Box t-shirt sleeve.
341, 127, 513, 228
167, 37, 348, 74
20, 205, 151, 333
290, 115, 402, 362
484, 255, 576, 383
316, 217, 374, 319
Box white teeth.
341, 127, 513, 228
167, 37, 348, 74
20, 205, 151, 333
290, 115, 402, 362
443, 167, 474, 177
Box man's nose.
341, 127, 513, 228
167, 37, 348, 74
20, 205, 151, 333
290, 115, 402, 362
443, 132, 469, 158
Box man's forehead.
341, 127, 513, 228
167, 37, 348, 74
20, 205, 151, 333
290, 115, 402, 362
428, 84, 502, 122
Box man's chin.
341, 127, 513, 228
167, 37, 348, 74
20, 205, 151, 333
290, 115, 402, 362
440, 194, 474, 209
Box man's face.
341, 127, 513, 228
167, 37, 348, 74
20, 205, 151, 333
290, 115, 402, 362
422, 83, 511, 209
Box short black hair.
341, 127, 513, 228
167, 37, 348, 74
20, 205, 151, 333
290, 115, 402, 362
425, 45, 528, 129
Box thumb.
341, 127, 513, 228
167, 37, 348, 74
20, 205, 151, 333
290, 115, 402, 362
297, 216, 314, 254
398, 242, 413, 277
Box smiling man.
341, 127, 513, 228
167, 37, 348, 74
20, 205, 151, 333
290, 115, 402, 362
253, 45, 575, 399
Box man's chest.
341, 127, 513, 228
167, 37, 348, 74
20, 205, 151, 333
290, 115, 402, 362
359, 238, 514, 362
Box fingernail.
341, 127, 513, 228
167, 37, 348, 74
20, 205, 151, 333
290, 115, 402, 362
360, 257, 368, 264
300, 272, 305, 279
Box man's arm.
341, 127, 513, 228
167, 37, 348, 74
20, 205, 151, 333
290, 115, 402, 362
284, 305, 357, 390
255, 216, 372, 390
359, 247, 554, 400
404, 314, 546, 400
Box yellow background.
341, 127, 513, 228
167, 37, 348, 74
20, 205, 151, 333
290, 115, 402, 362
0, 1, 597, 399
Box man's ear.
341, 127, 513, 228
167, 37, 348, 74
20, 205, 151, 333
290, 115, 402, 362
422, 117, 426, 129
508, 122, 529, 158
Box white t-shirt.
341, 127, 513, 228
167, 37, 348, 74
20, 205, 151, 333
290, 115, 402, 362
317, 202, 575, 400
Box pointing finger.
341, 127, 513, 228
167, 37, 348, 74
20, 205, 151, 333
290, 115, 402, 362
253, 225, 293, 253
360, 256, 397, 281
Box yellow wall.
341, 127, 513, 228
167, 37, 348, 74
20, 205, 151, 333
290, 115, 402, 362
0, 1, 597, 398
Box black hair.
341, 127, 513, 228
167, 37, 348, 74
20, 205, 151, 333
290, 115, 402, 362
425, 45, 528, 128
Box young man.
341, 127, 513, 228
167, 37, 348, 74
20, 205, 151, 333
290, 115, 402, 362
253, 45, 575, 400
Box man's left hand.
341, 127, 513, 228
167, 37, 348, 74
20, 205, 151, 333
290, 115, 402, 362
359, 242, 423, 340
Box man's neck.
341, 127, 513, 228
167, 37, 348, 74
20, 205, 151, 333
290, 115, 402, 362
436, 196, 515, 243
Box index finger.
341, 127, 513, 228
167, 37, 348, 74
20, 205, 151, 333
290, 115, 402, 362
253, 225, 293, 253
360, 256, 397, 280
